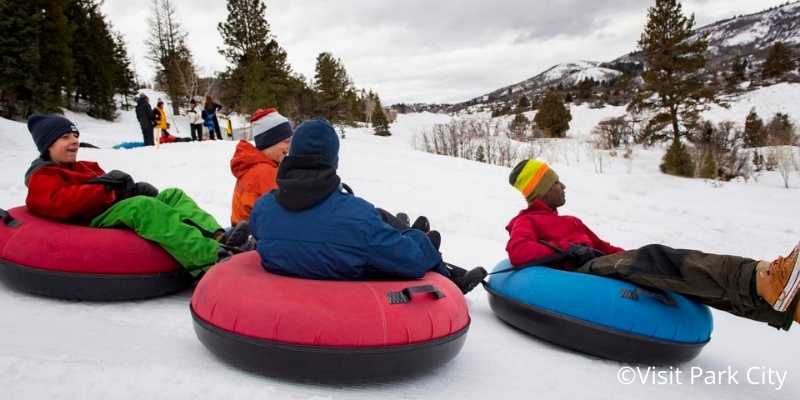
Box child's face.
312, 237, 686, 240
48, 132, 80, 163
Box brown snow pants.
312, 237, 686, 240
576, 244, 795, 330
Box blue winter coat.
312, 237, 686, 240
250, 184, 446, 281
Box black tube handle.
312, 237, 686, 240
387, 285, 445, 304
0, 208, 18, 228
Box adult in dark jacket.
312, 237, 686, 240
203, 96, 223, 140
250, 118, 486, 292
505, 159, 800, 330
135, 94, 155, 146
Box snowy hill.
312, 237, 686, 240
1, 88, 799, 399
436, 1, 800, 114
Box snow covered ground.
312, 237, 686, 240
0, 86, 799, 399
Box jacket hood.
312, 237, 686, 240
230, 140, 278, 179
24, 157, 56, 187
275, 155, 341, 211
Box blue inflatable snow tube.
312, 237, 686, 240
113, 141, 145, 150
486, 260, 713, 364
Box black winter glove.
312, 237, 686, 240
565, 244, 604, 266
132, 182, 159, 198
89, 170, 136, 199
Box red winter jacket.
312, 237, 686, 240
505, 199, 624, 268
230, 140, 278, 226
25, 160, 117, 224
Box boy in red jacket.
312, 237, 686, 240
505, 159, 799, 330
24, 114, 244, 278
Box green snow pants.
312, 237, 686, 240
90, 188, 222, 277
576, 244, 795, 330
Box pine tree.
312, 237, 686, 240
726, 56, 748, 87
762, 42, 795, 80
699, 150, 717, 179
0, 1, 44, 118
314, 52, 352, 123
631, 0, 717, 143
509, 113, 530, 140
38, 0, 74, 112
475, 145, 486, 163
743, 108, 766, 148
218, 0, 293, 114
372, 96, 391, 136
516, 95, 530, 112
660, 138, 694, 177
534, 90, 572, 138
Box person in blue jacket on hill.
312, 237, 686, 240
250, 118, 486, 293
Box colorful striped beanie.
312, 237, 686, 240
508, 159, 559, 203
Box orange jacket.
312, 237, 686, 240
230, 140, 279, 226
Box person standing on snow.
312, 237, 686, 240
202, 96, 223, 140
187, 99, 203, 141
249, 118, 487, 293
23, 114, 249, 279
135, 94, 155, 146
153, 100, 169, 148
230, 108, 293, 227
504, 159, 800, 330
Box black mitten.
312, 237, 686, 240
565, 244, 604, 266
89, 170, 136, 199
133, 182, 159, 198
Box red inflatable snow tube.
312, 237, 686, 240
0, 207, 190, 301
191, 251, 471, 382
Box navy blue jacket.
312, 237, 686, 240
250, 156, 445, 280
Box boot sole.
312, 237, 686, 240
773, 243, 800, 313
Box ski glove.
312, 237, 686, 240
565, 244, 605, 266
89, 170, 136, 200
133, 182, 159, 198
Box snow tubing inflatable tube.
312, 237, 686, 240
0, 207, 190, 301
486, 259, 713, 365
191, 251, 470, 382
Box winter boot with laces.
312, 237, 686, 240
757, 242, 800, 319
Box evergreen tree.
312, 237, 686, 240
38, 0, 74, 111
475, 145, 486, 163
534, 90, 572, 138
699, 150, 717, 179
743, 108, 766, 148
726, 56, 748, 87
0, 0, 134, 120
112, 32, 138, 108
0, 1, 44, 118
509, 112, 530, 140
372, 96, 391, 136
314, 52, 352, 123
218, 0, 293, 114
631, 0, 717, 143
762, 42, 795, 80
765, 113, 795, 145
516, 95, 530, 112
660, 138, 694, 177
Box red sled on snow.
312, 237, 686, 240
0, 207, 191, 301
191, 251, 470, 382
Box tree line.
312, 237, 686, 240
0, 0, 137, 120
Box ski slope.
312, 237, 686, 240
0, 91, 799, 399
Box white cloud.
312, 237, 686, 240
102, 0, 789, 105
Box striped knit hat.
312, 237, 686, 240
251, 108, 293, 150
508, 159, 559, 203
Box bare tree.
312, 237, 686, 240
770, 146, 796, 189
145, 0, 194, 113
